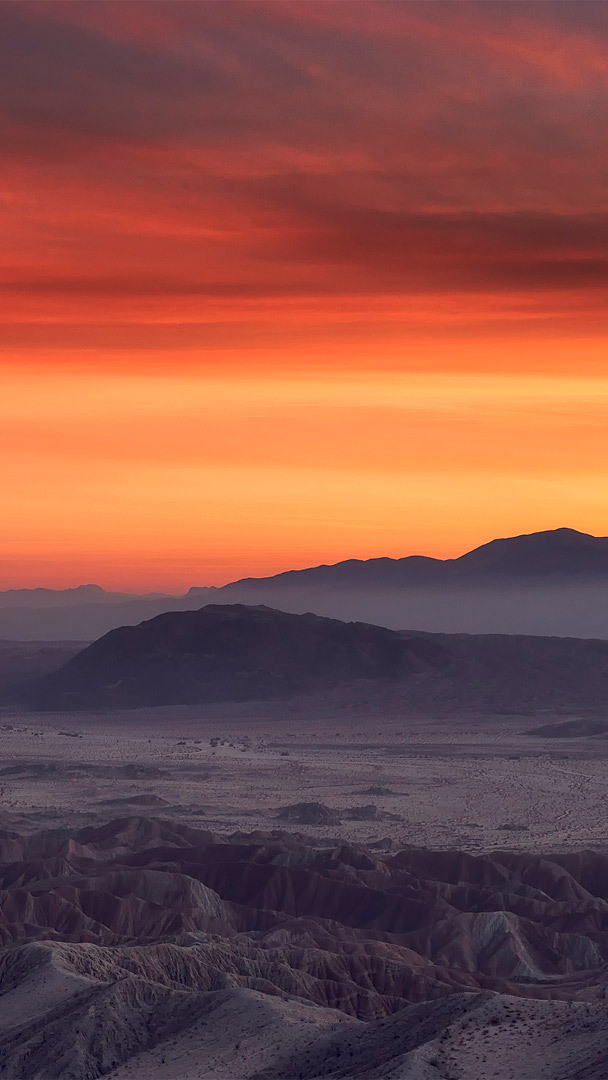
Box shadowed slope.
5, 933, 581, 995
4, 819, 608, 1076
27, 605, 447, 710
24, 603, 608, 713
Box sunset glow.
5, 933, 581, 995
2, 1, 608, 588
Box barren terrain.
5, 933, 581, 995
4, 697, 608, 1078
2, 703, 608, 853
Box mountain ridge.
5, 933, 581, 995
187, 527, 608, 593
3, 527, 608, 641
4, 528, 608, 604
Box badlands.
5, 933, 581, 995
3, 604, 608, 1078
3, 701, 608, 1078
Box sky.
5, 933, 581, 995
2, 0, 608, 590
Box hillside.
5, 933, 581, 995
27, 605, 447, 710
26, 603, 608, 713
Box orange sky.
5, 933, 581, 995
2, 1, 608, 589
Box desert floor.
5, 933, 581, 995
1, 700, 606, 853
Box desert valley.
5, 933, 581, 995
2, 532, 608, 1078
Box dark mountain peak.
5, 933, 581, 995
457, 528, 608, 578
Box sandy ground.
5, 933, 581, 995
2, 702, 607, 853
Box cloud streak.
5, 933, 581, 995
2, 1, 608, 584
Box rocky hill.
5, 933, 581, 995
24, 603, 608, 714
27, 604, 447, 710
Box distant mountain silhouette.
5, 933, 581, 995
0, 583, 168, 609
27, 603, 608, 713
4, 528, 608, 640
455, 528, 608, 579
186, 528, 608, 594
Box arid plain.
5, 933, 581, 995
2, 703, 607, 854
